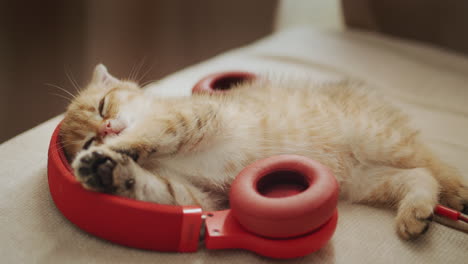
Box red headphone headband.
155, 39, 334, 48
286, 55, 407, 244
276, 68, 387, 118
48, 123, 203, 252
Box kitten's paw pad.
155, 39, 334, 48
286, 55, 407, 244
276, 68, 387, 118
75, 149, 118, 193
396, 205, 433, 240
124, 178, 135, 189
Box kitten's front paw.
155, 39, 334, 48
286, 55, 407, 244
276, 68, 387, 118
108, 144, 157, 163
112, 148, 140, 162
395, 203, 433, 240
74, 148, 119, 193
73, 147, 136, 196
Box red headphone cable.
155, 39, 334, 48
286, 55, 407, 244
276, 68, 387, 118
434, 204, 468, 223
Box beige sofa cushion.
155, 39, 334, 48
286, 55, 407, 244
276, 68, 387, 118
1, 27, 467, 263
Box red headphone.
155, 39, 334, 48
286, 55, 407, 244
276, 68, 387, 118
47, 71, 340, 259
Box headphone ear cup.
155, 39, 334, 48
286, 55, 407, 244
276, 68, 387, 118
229, 155, 339, 238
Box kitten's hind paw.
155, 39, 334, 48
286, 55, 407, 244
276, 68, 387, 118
395, 203, 434, 240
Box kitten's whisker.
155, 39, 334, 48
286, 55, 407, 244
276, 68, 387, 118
57, 139, 79, 148
48, 140, 78, 160
51, 138, 84, 158
140, 79, 162, 88
128, 62, 137, 81
129, 58, 143, 81
49, 92, 72, 102
137, 63, 153, 84
65, 69, 82, 94
131, 56, 147, 82
46, 83, 77, 100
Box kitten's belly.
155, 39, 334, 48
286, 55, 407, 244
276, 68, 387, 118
145, 135, 355, 197
164, 149, 351, 189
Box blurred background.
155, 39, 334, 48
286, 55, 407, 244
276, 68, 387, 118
1, 0, 467, 143
1, 0, 279, 143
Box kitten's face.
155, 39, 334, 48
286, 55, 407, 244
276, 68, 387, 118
60, 64, 142, 160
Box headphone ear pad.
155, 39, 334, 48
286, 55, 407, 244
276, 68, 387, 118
192, 71, 257, 94
230, 155, 339, 238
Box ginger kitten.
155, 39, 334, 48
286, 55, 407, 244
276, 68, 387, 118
60, 64, 468, 240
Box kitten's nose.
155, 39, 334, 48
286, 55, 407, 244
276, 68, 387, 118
99, 119, 125, 137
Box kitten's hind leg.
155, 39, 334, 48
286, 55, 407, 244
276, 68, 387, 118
420, 154, 468, 214
352, 118, 468, 214
348, 165, 439, 240
360, 139, 468, 214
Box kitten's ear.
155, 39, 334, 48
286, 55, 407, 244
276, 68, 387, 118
91, 64, 120, 87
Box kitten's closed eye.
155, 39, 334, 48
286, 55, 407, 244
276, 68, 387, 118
83, 137, 96, 150
98, 96, 106, 117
